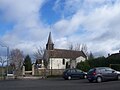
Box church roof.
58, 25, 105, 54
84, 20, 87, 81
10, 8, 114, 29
46, 49, 87, 59
45, 32, 87, 60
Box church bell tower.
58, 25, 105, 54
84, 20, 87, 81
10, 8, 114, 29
46, 32, 54, 50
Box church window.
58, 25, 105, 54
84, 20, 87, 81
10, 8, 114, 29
62, 59, 65, 65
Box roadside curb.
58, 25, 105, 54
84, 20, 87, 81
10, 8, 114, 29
17, 76, 45, 80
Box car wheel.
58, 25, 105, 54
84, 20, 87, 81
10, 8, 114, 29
117, 75, 120, 80
84, 75, 87, 79
96, 77, 102, 83
68, 76, 72, 80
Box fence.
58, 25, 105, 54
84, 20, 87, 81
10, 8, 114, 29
34, 68, 65, 76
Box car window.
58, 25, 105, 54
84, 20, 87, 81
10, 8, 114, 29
76, 69, 82, 73
88, 68, 95, 74
89, 68, 95, 72
105, 68, 113, 73
67, 70, 71, 73
105, 68, 112, 71
96, 68, 100, 73
99, 68, 106, 73
105, 70, 112, 73
71, 69, 76, 73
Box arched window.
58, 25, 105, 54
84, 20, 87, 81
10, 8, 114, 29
62, 59, 65, 65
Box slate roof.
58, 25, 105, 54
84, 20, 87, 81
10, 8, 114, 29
44, 32, 87, 60
46, 49, 87, 60
107, 53, 120, 59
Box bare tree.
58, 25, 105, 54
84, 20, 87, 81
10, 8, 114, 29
68, 43, 88, 68
34, 46, 46, 69
68, 43, 74, 50
34, 46, 47, 78
81, 44, 88, 56
10, 49, 24, 76
74, 43, 81, 51
68, 43, 82, 68
68, 43, 81, 51
0, 57, 7, 68
34, 46, 45, 60
68, 43, 88, 56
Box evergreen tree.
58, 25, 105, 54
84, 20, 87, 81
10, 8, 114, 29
76, 60, 91, 72
88, 52, 94, 60
24, 55, 32, 71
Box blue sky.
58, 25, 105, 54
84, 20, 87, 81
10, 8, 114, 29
0, 0, 120, 58
41, 0, 61, 25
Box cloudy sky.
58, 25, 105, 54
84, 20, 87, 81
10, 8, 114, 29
0, 0, 120, 57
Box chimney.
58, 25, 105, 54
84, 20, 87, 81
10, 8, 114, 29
108, 53, 110, 57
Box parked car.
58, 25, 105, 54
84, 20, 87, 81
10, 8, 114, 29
63, 68, 87, 80
87, 67, 120, 83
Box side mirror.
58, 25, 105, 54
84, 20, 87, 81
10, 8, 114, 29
112, 71, 115, 73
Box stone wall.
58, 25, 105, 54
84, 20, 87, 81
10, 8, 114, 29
22, 64, 65, 76
34, 69, 65, 76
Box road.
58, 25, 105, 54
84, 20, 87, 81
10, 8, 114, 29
0, 78, 120, 90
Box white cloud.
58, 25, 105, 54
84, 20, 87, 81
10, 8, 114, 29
0, 0, 120, 57
0, 0, 49, 55
55, 37, 69, 49
53, 0, 120, 56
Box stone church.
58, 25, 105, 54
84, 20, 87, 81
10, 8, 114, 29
44, 32, 87, 70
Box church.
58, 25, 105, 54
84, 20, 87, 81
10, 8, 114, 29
43, 32, 87, 70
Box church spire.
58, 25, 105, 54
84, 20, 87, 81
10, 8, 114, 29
46, 32, 54, 50
47, 32, 53, 44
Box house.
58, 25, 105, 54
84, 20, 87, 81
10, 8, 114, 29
107, 51, 120, 59
44, 32, 87, 70
107, 51, 120, 71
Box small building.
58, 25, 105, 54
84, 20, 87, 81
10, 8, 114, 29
107, 51, 120, 59
44, 32, 87, 70
107, 51, 120, 71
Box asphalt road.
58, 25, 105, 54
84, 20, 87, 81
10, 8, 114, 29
0, 78, 120, 90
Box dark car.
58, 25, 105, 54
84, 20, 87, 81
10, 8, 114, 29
63, 68, 87, 80
87, 67, 120, 83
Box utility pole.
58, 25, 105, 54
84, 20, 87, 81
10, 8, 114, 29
0, 41, 9, 77
6, 47, 9, 76
0, 57, 3, 79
